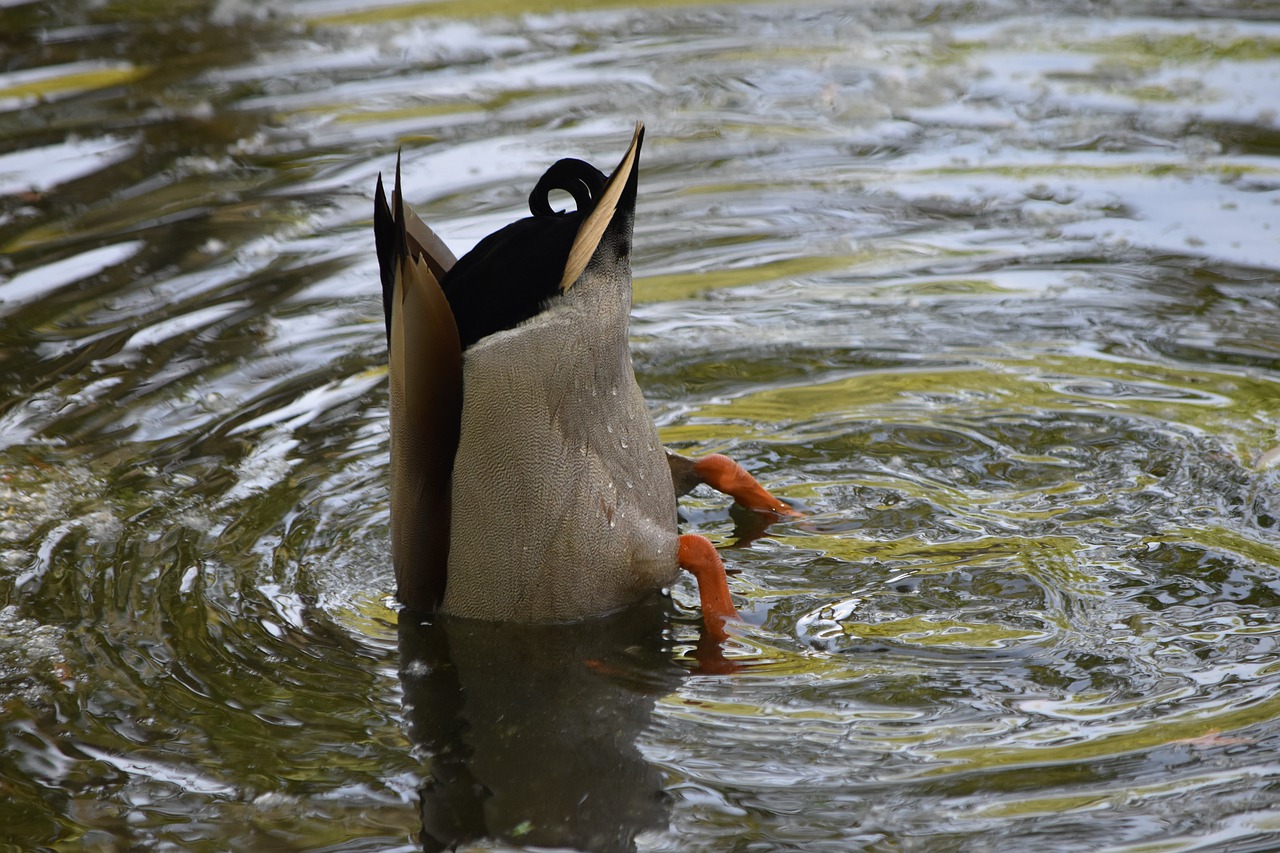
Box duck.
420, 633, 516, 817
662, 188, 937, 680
373, 122, 797, 638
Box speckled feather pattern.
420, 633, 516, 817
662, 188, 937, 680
443, 209, 679, 621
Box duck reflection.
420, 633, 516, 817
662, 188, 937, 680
398, 597, 685, 852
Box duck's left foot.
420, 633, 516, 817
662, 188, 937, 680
688, 453, 801, 517
678, 533, 739, 641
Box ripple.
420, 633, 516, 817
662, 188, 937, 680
4, 0, 1280, 850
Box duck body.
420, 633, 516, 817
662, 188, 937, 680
375, 124, 791, 631
444, 159, 680, 620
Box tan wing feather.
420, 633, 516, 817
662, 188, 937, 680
404, 204, 457, 280
558, 121, 645, 293
384, 161, 462, 612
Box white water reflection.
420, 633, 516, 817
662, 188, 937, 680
0, 135, 135, 196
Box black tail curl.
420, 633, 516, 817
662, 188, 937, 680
441, 158, 608, 350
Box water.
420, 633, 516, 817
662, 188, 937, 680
3, 0, 1280, 849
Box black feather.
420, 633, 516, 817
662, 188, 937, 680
528, 158, 604, 217
441, 158, 608, 350
373, 172, 396, 345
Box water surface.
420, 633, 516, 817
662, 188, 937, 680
3, 0, 1280, 850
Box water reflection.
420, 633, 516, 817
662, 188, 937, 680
5, 0, 1280, 849
399, 599, 681, 852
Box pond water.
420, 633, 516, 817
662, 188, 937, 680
3, 0, 1280, 850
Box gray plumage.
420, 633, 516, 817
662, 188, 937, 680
379, 124, 678, 621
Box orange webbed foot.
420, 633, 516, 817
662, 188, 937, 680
691, 454, 802, 517
678, 533, 739, 642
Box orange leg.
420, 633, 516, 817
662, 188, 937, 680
678, 533, 739, 640
691, 454, 801, 516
